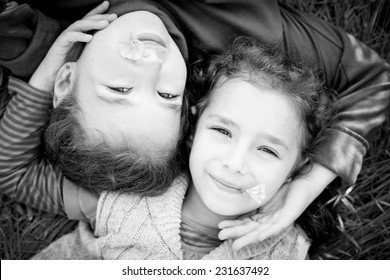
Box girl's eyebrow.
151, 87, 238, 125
256, 132, 289, 151
208, 114, 238, 129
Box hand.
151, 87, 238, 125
29, 1, 117, 91
218, 163, 337, 251
218, 181, 306, 251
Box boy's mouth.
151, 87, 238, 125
120, 32, 167, 61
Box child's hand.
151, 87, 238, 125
218, 163, 337, 251
29, 1, 117, 91
218, 181, 305, 251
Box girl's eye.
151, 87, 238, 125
159, 92, 178, 100
212, 127, 231, 137
258, 147, 278, 157
108, 87, 133, 95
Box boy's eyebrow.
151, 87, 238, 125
208, 113, 289, 151
164, 102, 182, 112
97, 94, 182, 111
97, 95, 132, 105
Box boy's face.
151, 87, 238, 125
75, 11, 187, 149
189, 79, 302, 217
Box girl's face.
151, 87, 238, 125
189, 79, 302, 218
74, 11, 187, 149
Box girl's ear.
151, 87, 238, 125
186, 105, 198, 149
53, 62, 77, 108
186, 133, 194, 149
190, 105, 197, 116
286, 157, 310, 183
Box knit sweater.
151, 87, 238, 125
75, 175, 310, 260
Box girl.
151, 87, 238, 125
33, 37, 332, 260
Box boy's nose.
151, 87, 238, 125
142, 43, 167, 62
133, 54, 164, 81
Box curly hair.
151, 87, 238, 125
189, 37, 334, 175
44, 43, 189, 195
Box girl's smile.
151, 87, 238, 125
209, 173, 243, 194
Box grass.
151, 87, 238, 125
311, 120, 390, 259
1, 0, 390, 259
280, 0, 390, 260
0, 196, 77, 259
281, 0, 390, 61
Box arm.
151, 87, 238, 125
218, 31, 390, 247
0, 77, 65, 214
217, 2, 389, 249
0, 2, 72, 212
0, 77, 98, 218
280, 3, 390, 183
0, 1, 114, 219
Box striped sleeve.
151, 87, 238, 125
0, 77, 65, 215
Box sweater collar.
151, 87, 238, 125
146, 174, 189, 259
147, 173, 295, 260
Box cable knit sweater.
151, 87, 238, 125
78, 175, 310, 260
33, 174, 310, 260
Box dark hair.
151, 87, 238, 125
44, 43, 189, 195
189, 37, 334, 175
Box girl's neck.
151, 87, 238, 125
182, 182, 240, 229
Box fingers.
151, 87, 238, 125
65, 1, 117, 41
228, 222, 282, 251
66, 19, 112, 33
255, 222, 292, 242
231, 230, 261, 251
59, 31, 93, 44
52, 12, 117, 54
251, 214, 274, 224
83, 13, 117, 22
218, 221, 258, 240
83, 1, 110, 18
218, 219, 247, 229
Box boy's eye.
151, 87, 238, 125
257, 147, 278, 158
108, 87, 133, 95
158, 92, 178, 100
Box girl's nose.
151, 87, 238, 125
222, 149, 248, 175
